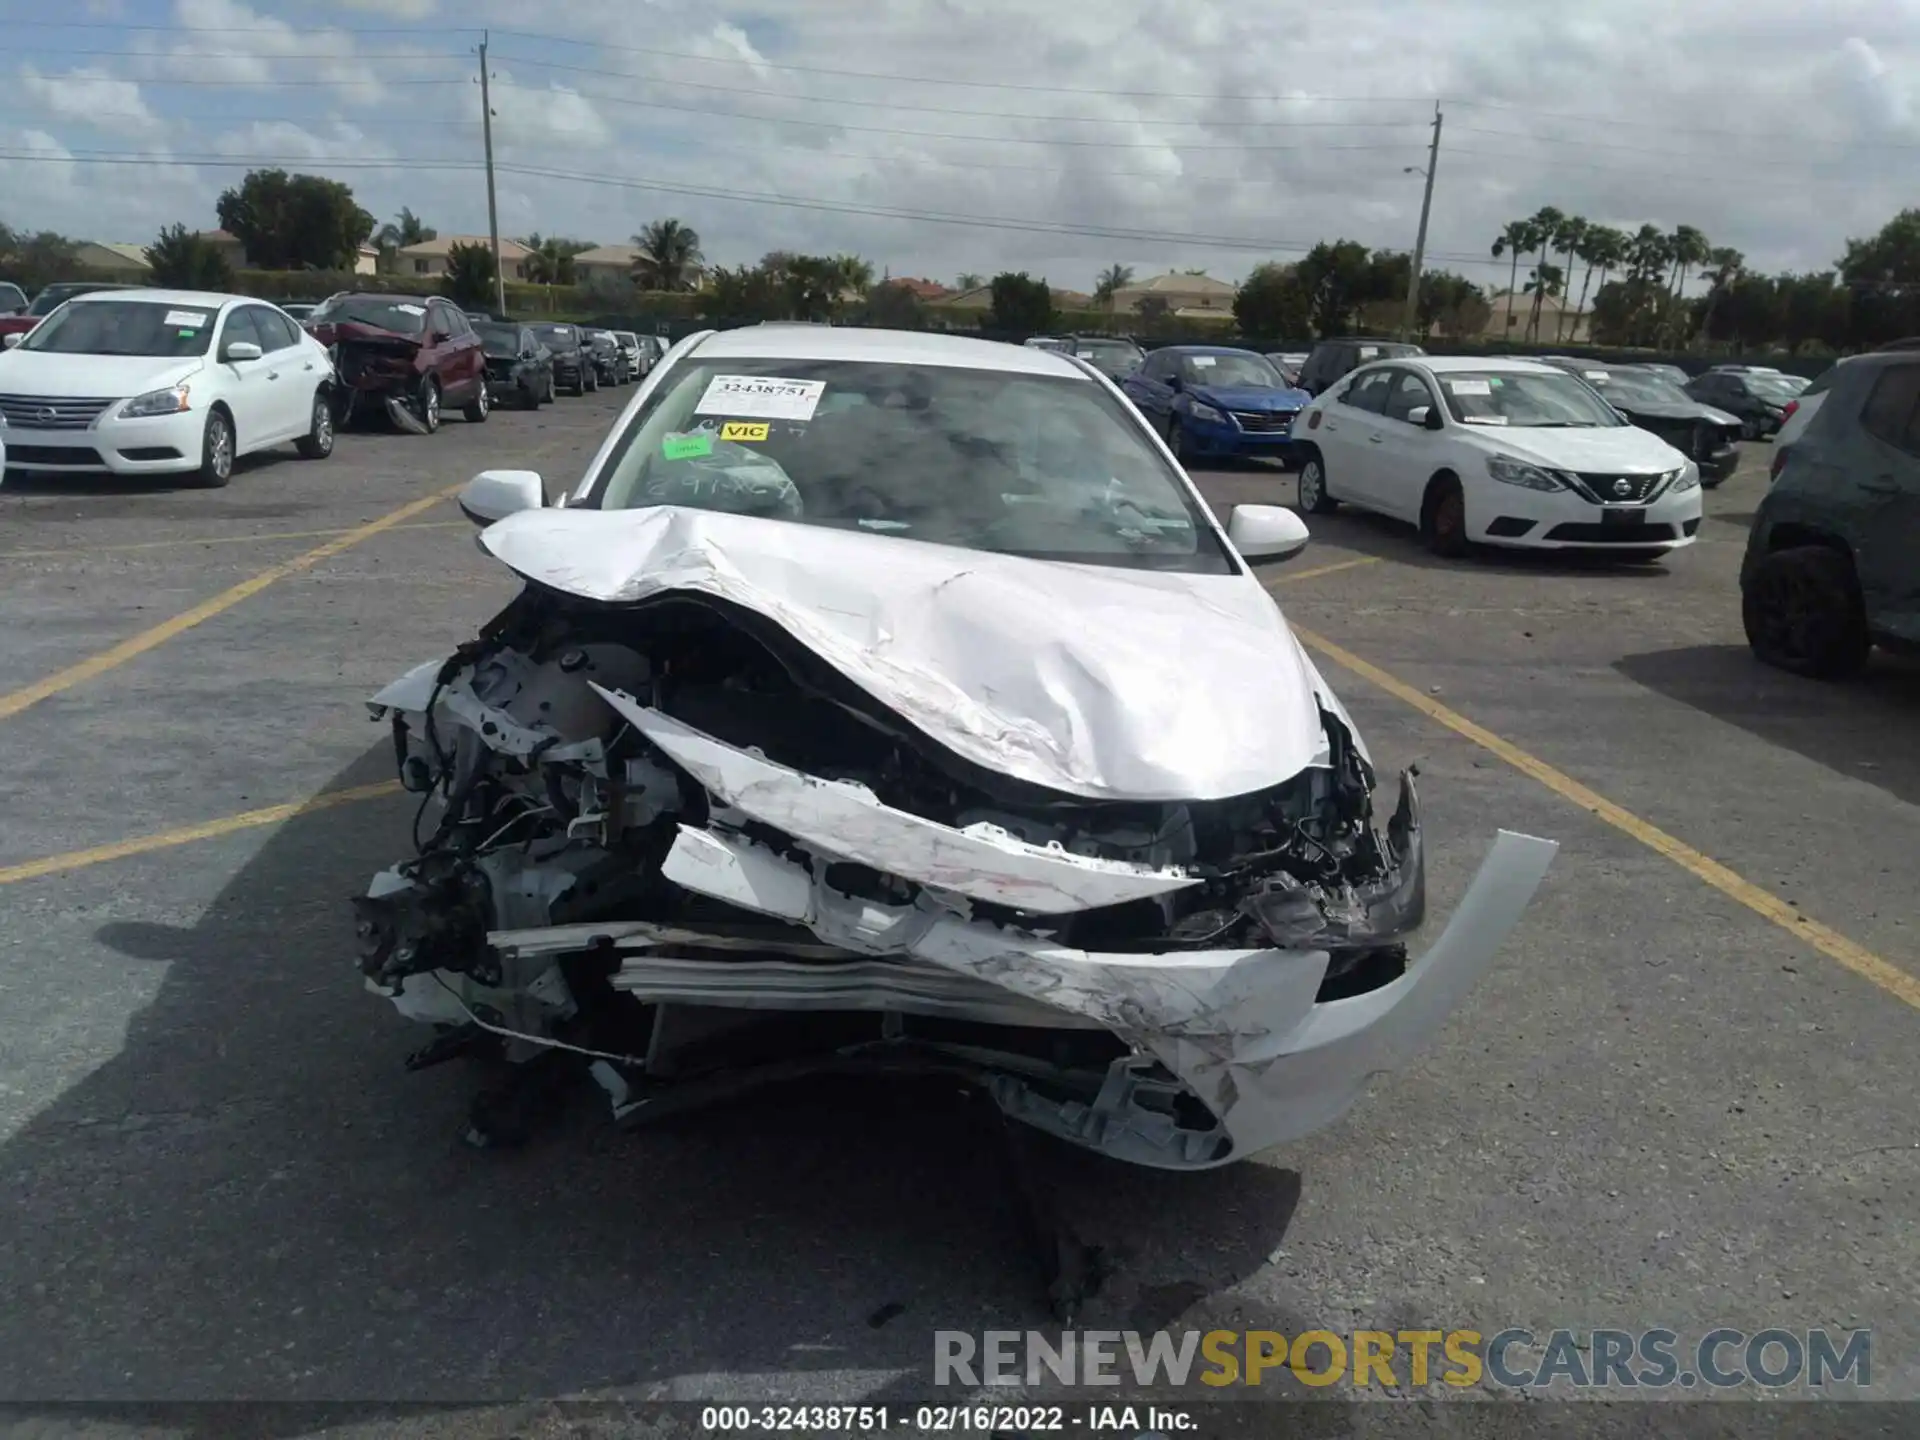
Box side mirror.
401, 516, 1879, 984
1, 333, 20, 350
222, 340, 263, 363
1407, 405, 1444, 430
1165, 374, 1183, 391
459, 468, 546, 525
1227, 503, 1311, 562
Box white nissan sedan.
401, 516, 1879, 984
0, 289, 335, 487
1292, 356, 1702, 559
351, 326, 1557, 1170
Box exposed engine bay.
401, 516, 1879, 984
355, 569, 1554, 1175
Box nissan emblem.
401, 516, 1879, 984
1612, 477, 1633, 497
35, 407, 56, 424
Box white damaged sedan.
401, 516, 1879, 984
357, 326, 1557, 1170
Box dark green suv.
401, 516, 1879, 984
1741, 348, 1920, 677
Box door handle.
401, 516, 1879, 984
303, 361, 315, 371
1860, 476, 1899, 494
1368, 434, 1384, 443
267, 371, 280, 380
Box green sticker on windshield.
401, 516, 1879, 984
662, 431, 714, 461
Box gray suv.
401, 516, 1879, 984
1741, 347, 1920, 678
1294, 337, 1424, 396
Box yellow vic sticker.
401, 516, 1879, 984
720, 421, 771, 443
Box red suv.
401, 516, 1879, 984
306, 293, 488, 431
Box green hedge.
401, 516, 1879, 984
226, 269, 596, 316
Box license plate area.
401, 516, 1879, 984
1601, 506, 1647, 527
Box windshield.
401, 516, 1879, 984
21, 299, 218, 357
1436, 369, 1625, 428
534, 324, 577, 347
1177, 351, 1285, 388
312, 295, 426, 334
1591, 371, 1692, 407
29, 285, 115, 317
1751, 373, 1804, 396
473, 323, 521, 358
1073, 340, 1141, 376
588, 358, 1233, 573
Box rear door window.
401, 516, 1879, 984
1859, 364, 1920, 458
1340, 368, 1394, 414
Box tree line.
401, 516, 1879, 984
1488, 204, 1920, 353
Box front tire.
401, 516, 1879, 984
189, 407, 235, 488
1423, 475, 1470, 558
1742, 545, 1871, 679
1296, 451, 1337, 514
1740, 415, 1759, 441
585, 367, 599, 393
462, 379, 490, 424
418, 376, 442, 434
295, 388, 334, 459
1163, 411, 1189, 465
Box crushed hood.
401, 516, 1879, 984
314, 320, 422, 350
479, 505, 1335, 802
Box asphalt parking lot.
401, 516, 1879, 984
1, 390, 1916, 1417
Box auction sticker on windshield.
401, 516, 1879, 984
1446, 379, 1492, 396
695, 375, 826, 421
164, 310, 209, 328
662, 431, 715, 461
720, 421, 770, 442
395, 303, 425, 316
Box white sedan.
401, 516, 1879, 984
0, 288, 335, 487
352, 325, 1556, 1168
1292, 356, 1703, 558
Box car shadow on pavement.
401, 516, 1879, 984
0, 744, 1304, 1406
1293, 506, 1683, 579
1, 450, 300, 495
1616, 643, 1920, 808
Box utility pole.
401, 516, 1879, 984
478, 32, 506, 317
1399, 104, 1443, 342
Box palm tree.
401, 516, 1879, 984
1550, 216, 1588, 343
631, 218, 704, 292
1666, 224, 1709, 303
1574, 225, 1626, 343
1694, 245, 1745, 346
956, 272, 983, 290
1524, 262, 1564, 343
376, 206, 435, 251
1094, 263, 1134, 310
1521, 207, 1565, 340
1490, 220, 1534, 339
833, 254, 874, 296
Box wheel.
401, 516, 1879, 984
1423, 475, 1470, 558
1296, 451, 1337, 514
189, 407, 234, 488
543, 372, 555, 404
1742, 545, 1871, 679
462, 378, 490, 423
1701, 475, 1726, 490
1740, 415, 1758, 440
295, 388, 334, 459
1163, 412, 1189, 464
417, 375, 442, 433
585, 367, 599, 393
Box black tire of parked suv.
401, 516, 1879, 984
417, 375, 442, 434
295, 387, 334, 459
1422, 474, 1470, 559
566, 365, 585, 397
462, 378, 490, 424
585, 365, 599, 393
1741, 545, 1872, 680
189, 406, 235, 488
544, 371, 556, 404
1295, 449, 1338, 514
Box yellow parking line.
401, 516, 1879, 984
1271, 555, 1381, 586
0, 482, 466, 722
0, 780, 403, 886
0, 520, 470, 561
1291, 623, 1920, 1012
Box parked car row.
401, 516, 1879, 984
0, 280, 666, 484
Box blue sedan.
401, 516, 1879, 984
1119, 345, 1310, 465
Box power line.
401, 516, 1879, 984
20, 46, 468, 62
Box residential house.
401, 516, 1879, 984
886, 277, 951, 302
353, 243, 378, 276
395, 235, 533, 281
1481, 291, 1589, 344
195, 229, 250, 270
1110, 271, 1236, 318
71, 242, 151, 279
932, 284, 994, 312
571, 244, 642, 285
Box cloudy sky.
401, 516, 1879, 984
3, 0, 1917, 293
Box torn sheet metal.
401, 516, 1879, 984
479, 504, 1339, 802
648, 821, 1558, 1168
596, 689, 1200, 913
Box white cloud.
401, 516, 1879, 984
337, 0, 437, 15
15, 66, 160, 140
10, 0, 1920, 287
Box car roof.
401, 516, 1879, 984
687, 324, 1089, 378
1404, 355, 1565, 375
68, 287, 240, 308
1159, 344, 1260, 357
